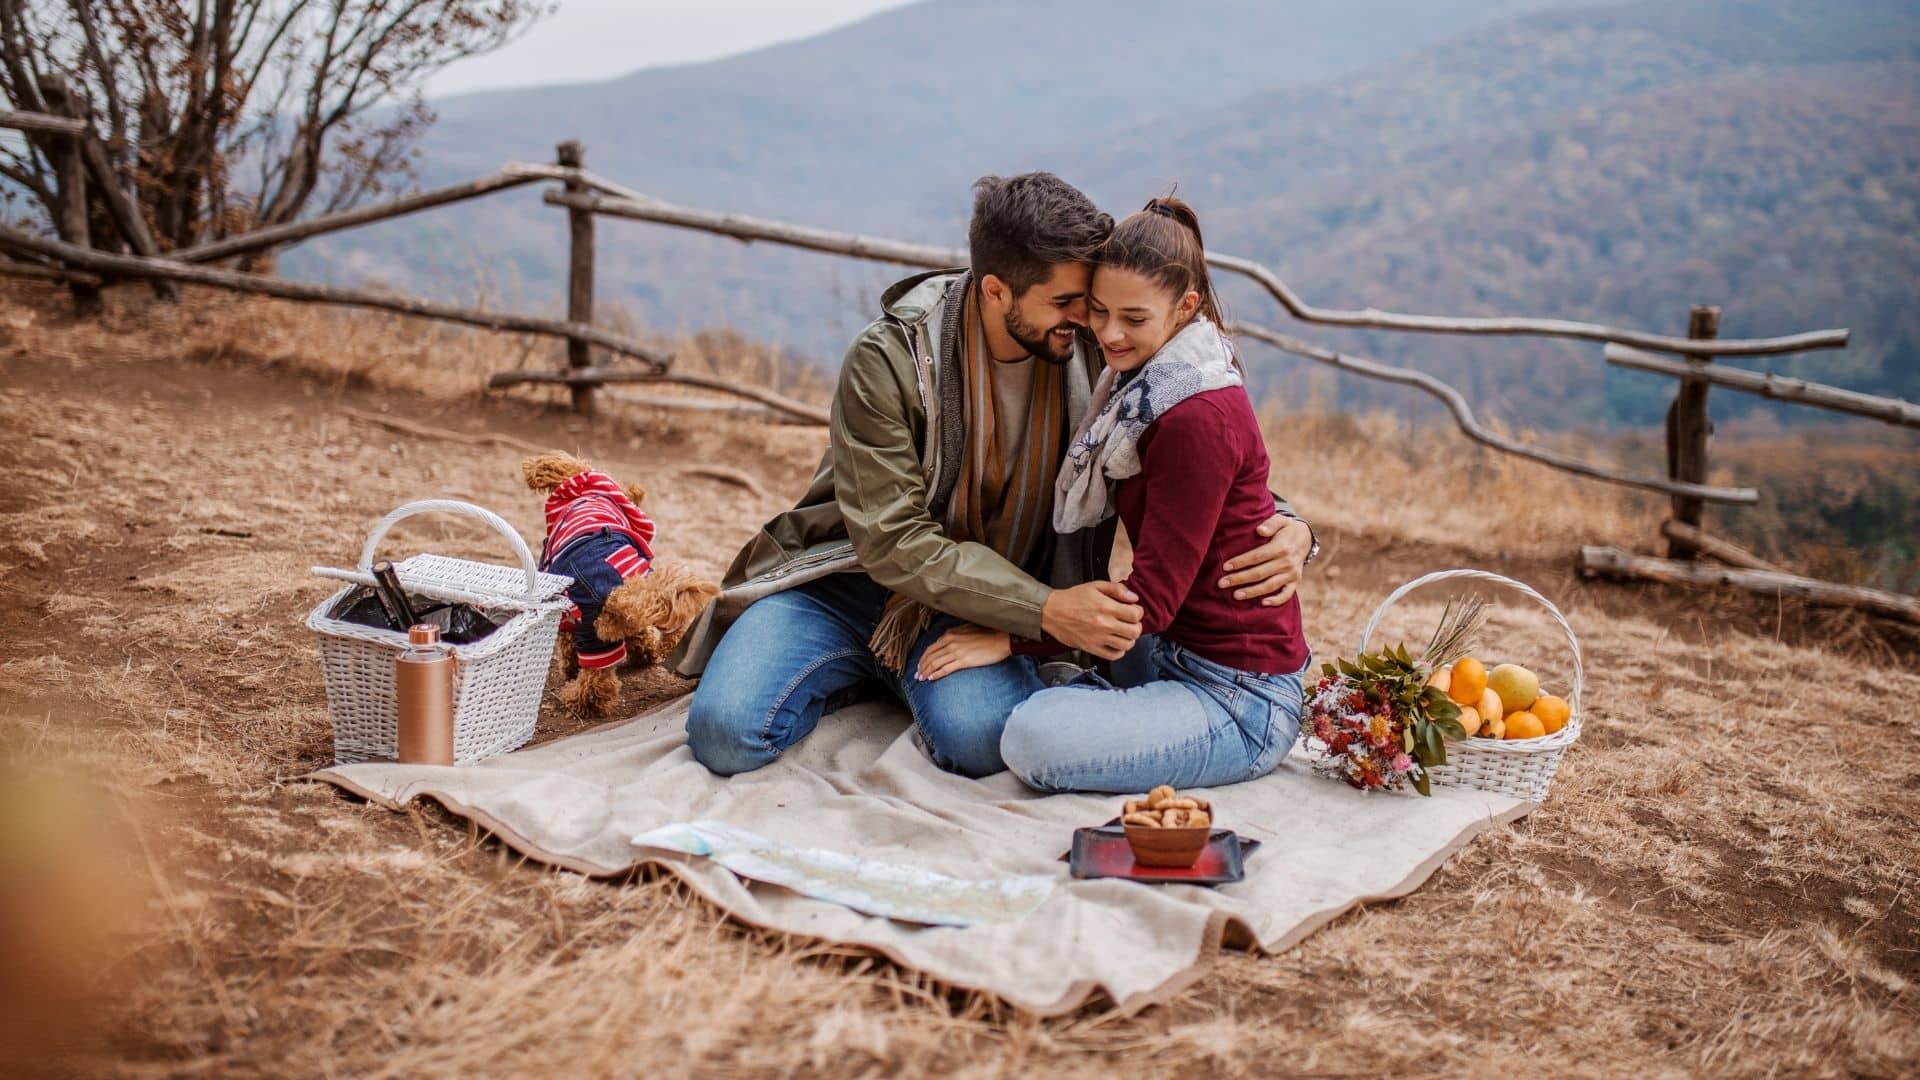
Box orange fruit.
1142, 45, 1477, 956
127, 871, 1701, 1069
1427, 667, 1452, 694
1532, 695, 1571, 734
1504, 711, 1545, 740
1478, 687, 1504, 726
1450, 705, 1481, 740
1448, 657, 1486, 706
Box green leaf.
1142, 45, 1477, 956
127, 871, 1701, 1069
1412, 770, 1432, 797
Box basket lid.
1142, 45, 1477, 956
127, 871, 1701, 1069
395, 553, 571, 604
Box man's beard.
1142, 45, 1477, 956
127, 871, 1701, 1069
1004, 307, 1076, 365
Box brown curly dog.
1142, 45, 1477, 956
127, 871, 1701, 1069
522, 451, 720, 717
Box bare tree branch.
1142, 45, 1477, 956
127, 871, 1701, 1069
4, 1, 548, 249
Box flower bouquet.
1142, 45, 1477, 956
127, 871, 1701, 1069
1303, 597, 1488, 796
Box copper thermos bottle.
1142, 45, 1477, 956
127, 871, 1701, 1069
396, 624, 455, 764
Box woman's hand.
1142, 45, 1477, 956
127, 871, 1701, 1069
915, 624, 1013, 682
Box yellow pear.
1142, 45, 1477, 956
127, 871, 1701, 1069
1427, 667, 1452, 695
1488, 664, 1540, 713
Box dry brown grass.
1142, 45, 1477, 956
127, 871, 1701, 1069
1, 280, 1916, 1076
1261, 407, 1667, 557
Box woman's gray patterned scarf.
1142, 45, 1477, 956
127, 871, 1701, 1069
1053, 315, 1242, 533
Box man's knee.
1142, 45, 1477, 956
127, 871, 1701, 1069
912, 681, 1016, 778
685, 679, 775, 776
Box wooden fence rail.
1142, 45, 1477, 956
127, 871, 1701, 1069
1230, 323, 1759, 504
1203, 252, 1849, 358
1578, 546, 1920, 625
0, 224, 674, 374
1607, 343, 1920, 428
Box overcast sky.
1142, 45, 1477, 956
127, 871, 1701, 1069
425, 0, 921, 97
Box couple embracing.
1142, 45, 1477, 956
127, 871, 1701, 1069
671, 173, 1315, 794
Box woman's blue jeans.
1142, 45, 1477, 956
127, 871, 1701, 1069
999, 636, 1309, 794
685, 572, 1043, 778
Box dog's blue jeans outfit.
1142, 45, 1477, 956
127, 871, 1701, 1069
997, 636, 1309, 793
542, 527, 647, 668
685, 572, 1044, 777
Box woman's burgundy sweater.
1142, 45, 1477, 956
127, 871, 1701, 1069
1019, 386, 1309, 675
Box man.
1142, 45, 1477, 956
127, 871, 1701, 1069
673, 173, 1314, 777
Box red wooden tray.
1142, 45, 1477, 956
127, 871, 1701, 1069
1067, 825, 1255, 885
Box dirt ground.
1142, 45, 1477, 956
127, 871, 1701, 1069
1, 282, 1917, 1077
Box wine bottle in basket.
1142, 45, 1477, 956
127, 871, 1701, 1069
370, 560, 418, 632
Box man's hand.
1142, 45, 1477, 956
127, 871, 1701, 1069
916, 625, 1013, 682
1219, 516, 1311, 606
1041, 581, 1143, 661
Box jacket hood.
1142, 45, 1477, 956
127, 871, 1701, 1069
880, 267, 967, 324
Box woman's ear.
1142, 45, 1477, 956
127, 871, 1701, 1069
1176, 290, 1201, 323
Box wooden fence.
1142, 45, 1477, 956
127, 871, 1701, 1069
3, 116, 1916, 621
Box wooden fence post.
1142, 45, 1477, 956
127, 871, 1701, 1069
1665, 304, 1721, 558
35, 75, 102, 315
557, 140, 595, 415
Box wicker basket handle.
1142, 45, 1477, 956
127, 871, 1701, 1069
357, 499, 542, 601
1357, 568, 1584, 721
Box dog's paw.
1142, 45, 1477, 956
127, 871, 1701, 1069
558, 669, 621, 717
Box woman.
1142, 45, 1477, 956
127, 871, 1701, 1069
914, 196, 1311, 792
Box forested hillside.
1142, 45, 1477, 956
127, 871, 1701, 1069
286, 0, 1920, 428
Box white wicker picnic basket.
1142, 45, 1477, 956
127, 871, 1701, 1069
1356, 569, 1585, 802
306, 499, 573, 766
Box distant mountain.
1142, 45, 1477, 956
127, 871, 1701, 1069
1059, 0, 1920, 423
286, 0, 1584, 353
286, 0, 1920, 429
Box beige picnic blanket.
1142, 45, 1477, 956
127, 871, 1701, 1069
315, 695, 1530, 1015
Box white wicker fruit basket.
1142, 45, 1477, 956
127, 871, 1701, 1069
1357, 569, 1584, 802
306, 499, 573, 766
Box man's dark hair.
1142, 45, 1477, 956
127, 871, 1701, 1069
968, 173, 1113, 297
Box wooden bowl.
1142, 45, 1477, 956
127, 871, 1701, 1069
1122, 800, 1213, 868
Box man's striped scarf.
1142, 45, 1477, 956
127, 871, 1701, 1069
868, 280, 1066, 672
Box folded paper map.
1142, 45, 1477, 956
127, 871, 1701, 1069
631, 821, 1054, 928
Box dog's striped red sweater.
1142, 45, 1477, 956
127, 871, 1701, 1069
540, 469, 657, 669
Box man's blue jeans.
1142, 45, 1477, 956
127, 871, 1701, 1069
999, 635, 1308, 793
685, 572, 1044, 777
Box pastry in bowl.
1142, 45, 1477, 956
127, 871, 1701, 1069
1120, 785, 1214, 868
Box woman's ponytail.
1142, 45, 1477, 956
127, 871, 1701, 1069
1105, 194, 1226, 329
